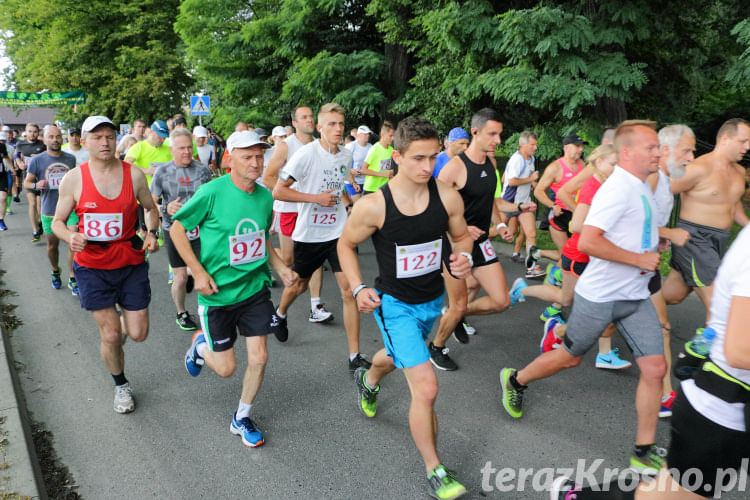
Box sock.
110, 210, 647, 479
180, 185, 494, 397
311, 297, 321, 309
196, 342, 208, 358
236, 401, 252, 420
634, 443, 654, 457
509, 372, 527, 390
512, 252, 520, 257
5, 197, 10, 209
276, 308, 286, 319
349, 353, 359, 362
112, 372, 128, 386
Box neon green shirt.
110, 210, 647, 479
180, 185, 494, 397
125, 140, 173, 184
362, 143, 394, 192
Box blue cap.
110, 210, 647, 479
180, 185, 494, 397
151, 120, 169, 138
447, 127, 470, 143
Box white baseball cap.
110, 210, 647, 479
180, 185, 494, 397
271, 126, 288, 138
226, 130, 271, 153
192, 126, 208, 138
82, 115, 116, 136
357, 125, 373, 135
1, 125, 10, 132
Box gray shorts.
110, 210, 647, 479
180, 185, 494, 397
669, 219, 730, 288
563, 293, 663, 358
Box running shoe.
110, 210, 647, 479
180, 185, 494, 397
176, 311, 198, 331
270, 313, 288, 342
659, 391, 677, 418
31, 232, 41, 243
0, 220, 6, 231
510, 253, 523, 264
541, 316, 565, 353
309, 303, 334, 323
544, 264, 562, 286
595, 348, 632, 370
452, 321, 469, 344
230, 412, 264, 447
629, 445, 666, 475
5, 208, 11, 214
51, 271, 62, 289
525, 245, 540, 269
113, 383, 135, 414
462, 321, 476, 335
348, 353, 372, 374
499, 368, 526, 418
12, 196, 20, 203
184, 331, 206, 377
525, 265, 546, 280
355, 367, 379, 418
539, 305, 563, 322
426, 464, 467, 500
185, 275, 194, 294
429, 342, 458, 371
67, 277, 79, 296
509, 278, 527, 306
548, 476, 580, 500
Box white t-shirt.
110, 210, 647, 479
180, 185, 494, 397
196, 144, 214, 168
281, 140, 352, 243
61, 145, 89, 166
575, 166, 659, 302
653, 169, 673, 228
501, 151, 535, 203
681, 225, 750, 431
273, 134, 306, 214
345, 141, 372, 185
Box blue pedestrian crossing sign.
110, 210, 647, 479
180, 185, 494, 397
190, 95, 210, 116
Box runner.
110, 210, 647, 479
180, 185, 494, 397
123, 120, 173, 184
361, 121, 395, 195
52, 115, 160, 414
344, 125, 373, 202
432, 127, 469, 179
662, 118, 750, 324
14, 123, 46, 241
150, 128, 213, 331
273, 102, 370, 372
176, 130, 295, 448
131, 119, 147, 142
23, 125, 79, 292
0, 131, 10, 230
193, 125, 216, 173
338, 117, 473, 499
61, 127, 90, 166
501, 121, 668, 474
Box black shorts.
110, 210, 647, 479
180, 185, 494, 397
648, 272, 662, 295
0, 172, 8, 192
471, 235, 498, 268
670, 219, 730, 288
549, 208, 572, 236
560, 254, 587, 277
73, 261, 151, 312
163, 228, 200, 268
667, 390, 750, 498
197, 287, 275, 352
292, 239, 341, 279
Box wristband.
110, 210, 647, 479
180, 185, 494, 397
517, 202, 523, 212
148, 229, 159, 237
33, 182, 37, 189
459, 251, 474, 268
352, 283, 368, 299
495, 223, 507, 231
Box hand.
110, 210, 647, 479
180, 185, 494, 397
520, 202, 537, 212
145, 166, 158, 176
667, 228, 690, 247
167, 197, 183, 216
449, 253, 472, 279
467, 225, 485, 241
499, 227, 513, 242
658, 238, 670, 252
356, 288, 381, 313
552, 205, 562, 217
144, 233, 160, 253
636, 252, 660, 272
69, 232, 88, 252
278, 267, 297, 288
315, 189, 338, 207
195, 271, 219, 295
353, 183, 361, 193
35, 179, 48, 189
530, 171, 539, 182
351, 168, 361, 176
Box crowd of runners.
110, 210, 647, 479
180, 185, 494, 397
0, 106, 748, 500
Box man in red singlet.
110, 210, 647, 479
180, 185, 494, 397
52, 116, 161, 414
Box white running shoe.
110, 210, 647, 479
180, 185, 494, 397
114, 383, 135, 414
309, 303, 334, 323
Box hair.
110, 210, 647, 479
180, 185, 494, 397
172, 113, 185, 120
170, 127, 193, 142
381, 120, 395, 132
613, 119, 657, 150
291, 105, 311, 122
470, 108, 502, 131
658, 124, 694, 151
601, 128, 616, 144
42, 124, 59, 134
318, 102, 346, 119
393, 117, 439, 153
585, 144, 617, 179
518, 131, 537, 146
117, 134, 137, 153
25, 123, 39, 131
716, 118, 750, 143
133, 119, 146, 126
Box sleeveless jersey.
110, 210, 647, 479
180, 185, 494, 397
372, 178, 448, 304
273, 134, 305, 214
457, 152, 497, 231
561, 175, 602, 263
74, 161, 144, 269
550, 158, 583, 211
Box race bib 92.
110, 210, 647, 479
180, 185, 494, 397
229, 230, 265, 266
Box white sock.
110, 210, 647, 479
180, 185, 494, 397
236, 401, 252, 420
311, 297, 321, 309
196, 343, 208, 358
349, 353, 359, 362
276, 308, 286, 319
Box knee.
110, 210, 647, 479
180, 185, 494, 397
563, 355, 583, 369
172, 272, 187, 289
559, 295, 573, 308
661, 322, 671, 339
413, 378, 438, 403
247, 347, 268, 368
448, 300, 467, 318
492, 293, 510, 313
101, 328, 123, 346
128, 326, 148, 343
292, 279, 309, 295
215, 361, 236, 378
640, 358, 668, 381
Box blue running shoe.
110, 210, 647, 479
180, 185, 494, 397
595, 348, 632, 370
67, 278, 79, 296
544, 264, 562, 286
185, 331, 206, 376
541, 316, 566, 353
509, 278, 527, 306
230, 412, 264, 447
539, 305, 563, 322
0, 220, 7, 231
51, 271, 62, 289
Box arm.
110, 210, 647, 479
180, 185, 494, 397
493, 197, 536, 215
359, 160, 391, 178
533, 162, 559, 209
436, 157, 462, 189
441, 186, 473, 278
724, 295, 750, 369
260, 141, 288, 189
558, 166, 594, 212
578, 225, 660, 271
51, 170, 87, 252
733, 200, 749, 227
273, 176, 337, 206
266, 239, 297, 287
670, 162, 704, 194
507, 170, 539, 186
658, 226, 690, 247
569, 204, 591, 234
132, 167, 160, 252
23, 171, 44, 190
170, 220, 218, 295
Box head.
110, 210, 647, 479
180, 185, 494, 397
585, 144, 617, 180
227, 131, 271, 183
562, 134, 587, 160
658, 124, 695, 172
43, 125, 63, 153
518, 131, 538, 158
117, 135, 137, 155
81, 116, 118, 161
392, 117, 441, 183
173, 117, 188, 130
446, 127, 470, 157
470, 108, 503, 153
25, 123, 40, 142
193, 126, 208, 146
614, 120, 660, 178
601, 128, 616, 145
271, 126, 288, 145
132, 119, 146, 140
68, 128, 82, 146
254, 128, 269, 143
167, 128, 193, 167
166, 118, 174, 132
316, 103, 346, 147
356, 125, 372, 145
235, 122, 248, 132
149, 120, 169, 147
291, 106, 315, 135
379, 121, 395, 147
715, 118, 750, 162
344, 135, 354, 145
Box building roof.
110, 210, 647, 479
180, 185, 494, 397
0, 106, 58, 130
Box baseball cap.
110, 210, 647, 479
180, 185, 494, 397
151, 120, 169, 138
272, 126, 288, 138
1, 125, 10, 132
447, 127, 470, 143
192, 126, 208, 138
173, 117, 187, 127
69, 127, 81, 136
81, 116, 117, 136
562, 134, 588, 146
254, 128, 268, 139
357, 125, 373, 135
0, 132, 6, 141
227, 130, 271, 153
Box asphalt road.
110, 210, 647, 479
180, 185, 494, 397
1, 198, 743, 500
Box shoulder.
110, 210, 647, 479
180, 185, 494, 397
61, 151, 77, 164
352, 188, 384, 219
687, 154, 712, 174
543, 159, 561, 172
435, 178, 463, 211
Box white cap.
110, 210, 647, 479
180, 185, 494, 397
1, 125, 10, 132
192, 126, 208, 138
226, 130, 271, 153
0, 132, 6, 141
271, 126, 288, 138
81, 115, 116, 136
357, 125, 373, 135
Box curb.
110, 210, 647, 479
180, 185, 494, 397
0, 323, 44, 499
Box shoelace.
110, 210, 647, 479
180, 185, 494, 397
440, 347, 450, 355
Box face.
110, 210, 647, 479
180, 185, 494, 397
43, 126, 63, 152
519, 138, 538, 158
83, 126, 117, 161
380, 128, 395, 146
472, 120, 503, 153
357, 132, 370, 145
448, 138, 469, 156
724, 124, 750, 162
133, 121, 146, 138
663, 133, 696, 171
317, 111, 345, 146
69, 133, 81, 146
563, 143, 583, 160
230, 145, 265, 182
595, 153, 618, 177
293, 107, 315, 135
148, 129, 165, 147
170, 134, 194, 167
195, 136, 207, 146
392, 138, 441, 183
25, 125, 39, 142
625, 127, 661, 176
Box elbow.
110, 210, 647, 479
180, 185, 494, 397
725, 346, 750, 370
577, 235, 592, 255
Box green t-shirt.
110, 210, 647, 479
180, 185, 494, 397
173, 175, 273, 307
126, 140, 173, 184
362, 143, 394, 192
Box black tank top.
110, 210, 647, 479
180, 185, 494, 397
372, 178, 449, 304
457, 152, 497, 231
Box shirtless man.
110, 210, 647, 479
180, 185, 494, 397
662, 118, 750, 323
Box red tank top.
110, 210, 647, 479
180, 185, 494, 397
561, 176, 602, 263
549, 158, 583, 211
75, 161, 144, 269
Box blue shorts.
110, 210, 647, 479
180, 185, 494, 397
373, 290, 444, 369
73, 261, 151, 312
345, 183, 364, 196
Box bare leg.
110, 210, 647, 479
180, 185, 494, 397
650, 291, 673, 396
334, 271, 360, 355
661, 269, 691, 305
171, 266, 189, 314
309, 266, 324, 302
432, 268, 467, 349
465, 263, 510, 316
596, 323, 617, 354
365, 348, 396, 387
693, 285, 713, 324
403, 361, 440, 472
240, 335, 268, 404
549, 227, 568, 252
633, 355, 667, 445
516, 347, 582, 386
46, 233, 60, 271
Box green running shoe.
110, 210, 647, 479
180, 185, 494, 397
355, 367, 379, 418
540, 305, 563, 322
629, 445, 666, 475
427, 464, 467, 500
500, 368, 526, 418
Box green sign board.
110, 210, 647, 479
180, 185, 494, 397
0, 90, 86, 106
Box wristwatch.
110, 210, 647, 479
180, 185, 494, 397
148, 229, 159, 237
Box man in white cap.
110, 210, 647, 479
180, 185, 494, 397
175, 130, 295, 448
271, 126, 288, 146
345, 125, 373, 202
52, 115, 161, 414
193, 125, 216, 173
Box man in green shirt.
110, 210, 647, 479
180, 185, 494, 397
124, 120, 173, 185
172, 130, 296, 448
361, 121, 395, 194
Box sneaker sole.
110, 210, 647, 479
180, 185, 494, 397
175, 319, 198, 331
658, 410, 672, 418
229, 424, 264, 448
430, 357, 458, 371
428, 487, 467, 500
113, 405, 135, 414
595, 361, 632, 370
308, 315, 334, 323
